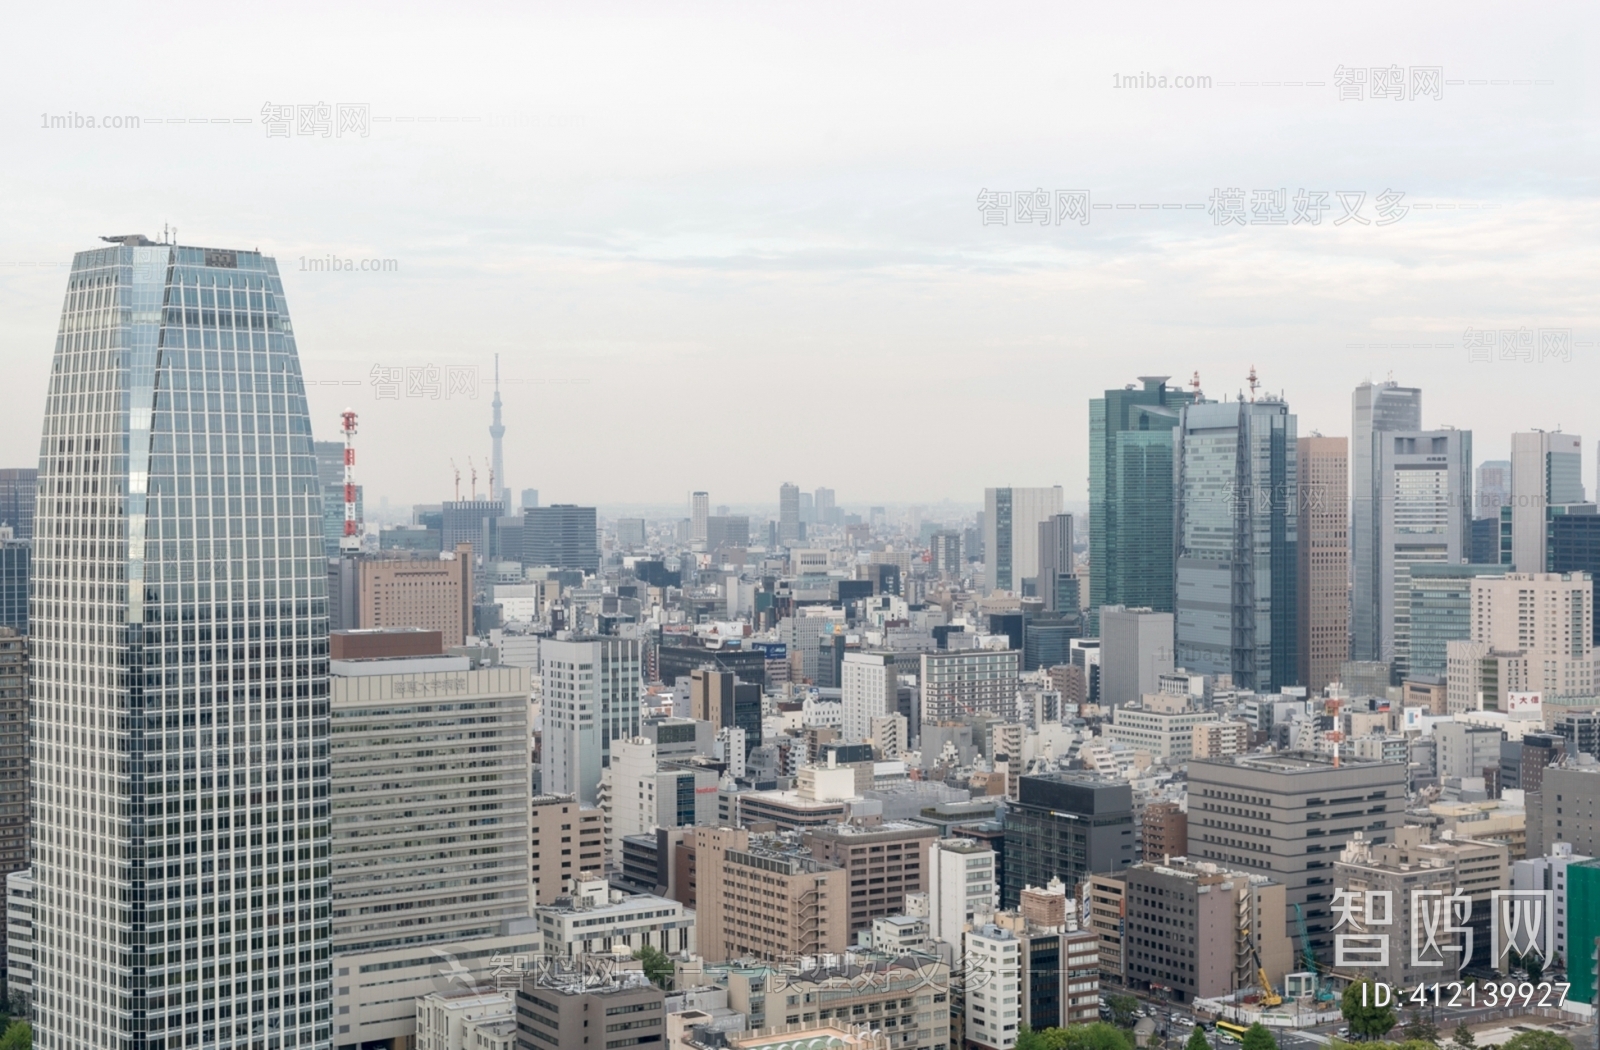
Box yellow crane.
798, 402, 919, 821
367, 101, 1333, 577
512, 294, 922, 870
1240, 927, 1282, 1007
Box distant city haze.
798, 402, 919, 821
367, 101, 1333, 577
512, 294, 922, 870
3, 3, 1597, 507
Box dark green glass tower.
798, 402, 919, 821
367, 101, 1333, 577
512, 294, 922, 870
1088, 376, 1195, 633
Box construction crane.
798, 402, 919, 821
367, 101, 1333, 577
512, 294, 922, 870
1293, 902, 1337, 1002
1240, 927, 1282, 1007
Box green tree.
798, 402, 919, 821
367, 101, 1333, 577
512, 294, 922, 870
631, 945, 673, 990
1186, 1025, 1211, 1050
1499, 1032, 1573, 1050
1453, 1023, 1477, 1050
0, 1020, 30, 1050
1018, 1025, 1049, 1050
1340, 980, 1397, 1041
1394, 1041, 1441, 1050
1404, 1008, 1441, 1044
1018, 1023, 1134, 1050
1241, 1023, 1277, 1050
1108, 995, 1141, 1029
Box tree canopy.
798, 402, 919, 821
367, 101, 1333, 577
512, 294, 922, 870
1340, 980, 1397, 1041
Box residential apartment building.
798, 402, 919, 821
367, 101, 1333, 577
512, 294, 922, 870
841, 651, 897, 745
964, 923, 1022, 1050
919, 649, 1019, 725
1191, 721, 1252, 760
1141, 801, 1188, 863
530, 794, 606, 906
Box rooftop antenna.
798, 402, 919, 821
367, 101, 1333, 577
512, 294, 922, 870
1189, 370, 1203, 399
450, 459, 461, 501
1246, 365, 1260, 403
339, 410, 360, 553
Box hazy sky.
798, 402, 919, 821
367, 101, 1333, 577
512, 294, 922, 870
3, 2, 1597, 514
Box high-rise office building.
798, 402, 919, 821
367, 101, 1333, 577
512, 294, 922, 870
523, 504, 599, 574
615, 517, 646, 549
927, 837, 997, 946
814, 487, 835, 526
778, 483, 802, 546
1510, 431, 1584, 575
983, 486, 1064, 595
1548, 504, 1600, 644
0, 470, 37, 542
930, 530, 962, 578
1297, 436, 1349, 693
1372, 429, 1473, 668
0, 628, 26, 955
704, 514, 750, 551
1351, 380, 1422, 661
690, 491, 709, 542
1477, 459, 1511, 520
1446, 573, 1595, 709
694, 827, 850, 963
1002, 774, 1134, 906
1098, 606, 1174, 708
1035, 513, 1076, 614
1397, 563, 1506, 680
327, 648, 536, 1047
688, 669, 761, 755
440, 498, 503, 563
919, 649, 1019, 725
519, 488, 538, 510
0, 531, 28, 633
1088, 376, 1196, 632
841, 651, 896, 745
31, 238, 332, 1050
1175, 396, 1299, 690
542, 636, 644, 804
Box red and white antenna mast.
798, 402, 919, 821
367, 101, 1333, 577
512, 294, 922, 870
340, 409, 360, 553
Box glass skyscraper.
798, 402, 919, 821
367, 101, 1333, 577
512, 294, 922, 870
1087, 376, 1194, 633
32, 237, 331, 1050
1174, 397, 1299, 690
1350, 380, 1422, 662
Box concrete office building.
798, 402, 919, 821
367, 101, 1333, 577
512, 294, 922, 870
1470, 573, 1595, 698
616, 517, 647, 549
779, 482, 802, 545
359, 545, 474, 646
1352, 380, 1423, 661
29, 239, 333, 1050
1298, 435, 1349, 693
0, 533, 28, 634
688, 668, 761, 755
1099, 606, 1175, 709
803, 821, 938, 933
328, 652, 536, 1048
440, 499, 502, 563
984, 486, 1065, 596
964, 923, 1022, 1050
512, 975, 665, 1050
704, 515, 750, 552
720, 953, 950, 1048
1174, 396, 1299, 691
1141, 801, 1188, 862
0, 631, 25, 903
523, 504, 600, 574
605, 735, 718, 865
0, 469, 37, 542
841, 651, 897, 745
1548, 505, 1600, 645
919, 649, 1019, 725
1102, 703, 1213, 764
1512, 843, 1590, 969
1036, 513, 1077, 614
1435, 722, 1504, 781
530, 795, 605, 906
691, 490, 709, 542
542, 636, 644, 804
1478, 460, 1512, 520
5, 869, 30, 1005
414, 990, 515, 1050
1510, 431, 1584, 575
533, 875, 694, 960
1002, 775, 1135, 906
1117, 859, 1292, 1004
1187, 752, 1407, 962
927, 837, 998, 946
1371, 429, 1473, 671
1088, 376, 1197, 632
693, 827, 850, 963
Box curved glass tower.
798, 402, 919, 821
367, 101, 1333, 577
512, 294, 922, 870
31, 237, 331, 1050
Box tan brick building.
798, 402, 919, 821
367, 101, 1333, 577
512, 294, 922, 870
695, 826, 850, 963
803, 821, 937, 933
358, 543, 473, 646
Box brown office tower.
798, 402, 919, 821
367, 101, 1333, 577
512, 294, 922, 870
803, 821, 937, 932
1140, 800, 1188, 862
1297, 436, 1349, 693
695, 826, 849, 963
358, 542, 474, 646
530, 794, 606, 906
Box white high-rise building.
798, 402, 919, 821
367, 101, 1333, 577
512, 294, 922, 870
841, 651, 896, 744
964, 923, 1022, 1050
983, 486, 1065, 595
1469, 572, 1595, 698
1510, 431, 1584, 574
1374, 429, 1473, 669
31, 239, 332, 1050
691, 491, 709, 543
927, 838, 997, 947
1351, 379, 1423, 661
543, 636, 644, 804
